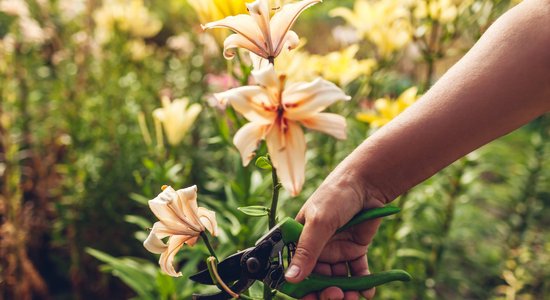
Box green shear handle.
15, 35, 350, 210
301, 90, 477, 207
276, 205, 412, 299
278, 270, 412, 299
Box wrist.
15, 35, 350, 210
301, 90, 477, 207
326, 157, 389, 212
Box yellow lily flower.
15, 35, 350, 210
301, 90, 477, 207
202, 0, 321, 61
330, 0, 412, 59
309, 45, 376, 86
153, 97, 202, 146
214, 65, 350, 196
144, 185, 218, 277
94, 0, 162, 44
250, 39, 317, 82
414, 0, 459, 24
357, 87, 420, 128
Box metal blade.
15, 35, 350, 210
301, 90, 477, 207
190, 248, 252, 285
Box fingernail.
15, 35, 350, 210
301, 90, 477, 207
285, 265, 300, 279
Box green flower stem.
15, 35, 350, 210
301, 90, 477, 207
200, 231, 218, 261
268, 165, 281, 229
265, 162, 281, 300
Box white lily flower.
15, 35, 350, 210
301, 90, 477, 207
143, 185, 218, 277
202, 0, 321, 61
215, 65, 350, 196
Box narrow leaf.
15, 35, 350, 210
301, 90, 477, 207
238, 206, 270, 217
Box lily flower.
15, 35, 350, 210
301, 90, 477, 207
143, 185, 218, 277
202, 0, 321, 61
153, 97, 202, 146
214, 65, 350, 196
357, 87, 420, 128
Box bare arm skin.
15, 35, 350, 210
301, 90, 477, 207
285, 0, 550, 299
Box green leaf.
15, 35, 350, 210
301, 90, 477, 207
129, 193, 150, 206
124, 214, 151, 230
85, 248, 157, 298
396, 248, 429, 260
255, 156, 272, 170
238, 205, 270, 217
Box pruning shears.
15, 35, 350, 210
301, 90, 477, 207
190, 206, 412, 299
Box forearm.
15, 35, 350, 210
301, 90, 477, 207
340, 0, 550, 205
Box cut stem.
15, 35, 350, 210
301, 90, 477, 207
206, 257, 239, 298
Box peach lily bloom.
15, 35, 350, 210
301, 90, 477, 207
143, 185, 218, 277
202, 0, 321, 61
214, 65, 350, 196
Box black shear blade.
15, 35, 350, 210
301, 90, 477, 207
190, 248, 251, 285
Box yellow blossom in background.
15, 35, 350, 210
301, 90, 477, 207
153, 97, 202, 146
357, 87, 420, 128
126, 39, 154, 61
94, 0, 162, 44
0, 0, 49, 45
414, 0, 463, 24
0, 0, 28, 17
331, 0, 412, 59
250, 39, 317, 82
309, 45, 376, 86
187, 0, 252, 44
251, 42, 375, 86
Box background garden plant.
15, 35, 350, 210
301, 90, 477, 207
1, 0, 549, 299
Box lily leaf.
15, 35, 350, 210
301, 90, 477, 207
255, 156, 272, 170
238, 205, 270, 217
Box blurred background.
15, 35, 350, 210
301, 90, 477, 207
1, 0, 549, 299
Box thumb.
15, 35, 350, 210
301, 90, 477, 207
284, 216, 336, 283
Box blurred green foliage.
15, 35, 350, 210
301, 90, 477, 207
0, 0, 548, 299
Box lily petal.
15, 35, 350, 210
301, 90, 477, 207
233, 122, 272, 166
276, 30, 300, 57
215, 86, 278, 122
251, 64, 279, 89
175, 186, 204, 231
149, 187, 202, 232
283, 78, 351, 119
159, 235, 190, 277
270, 0, 321, 55
250, 64, 283, 103
152, 220, 198, 238
223, 33, 268, 59
143, 231, 168, 254
202, 14, 266, 58
198, 207, 219, 237
246, 0, 273, 54
299, 112, 347, 140
266, 120, 306, 197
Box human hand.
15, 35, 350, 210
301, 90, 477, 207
284, 176, 385, 300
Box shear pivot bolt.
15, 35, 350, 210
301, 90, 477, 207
246, 257, 261, 274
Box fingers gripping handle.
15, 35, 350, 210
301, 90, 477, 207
276, 206, 410, 298
278, 270, 412, 299
278, 205, 402, 244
